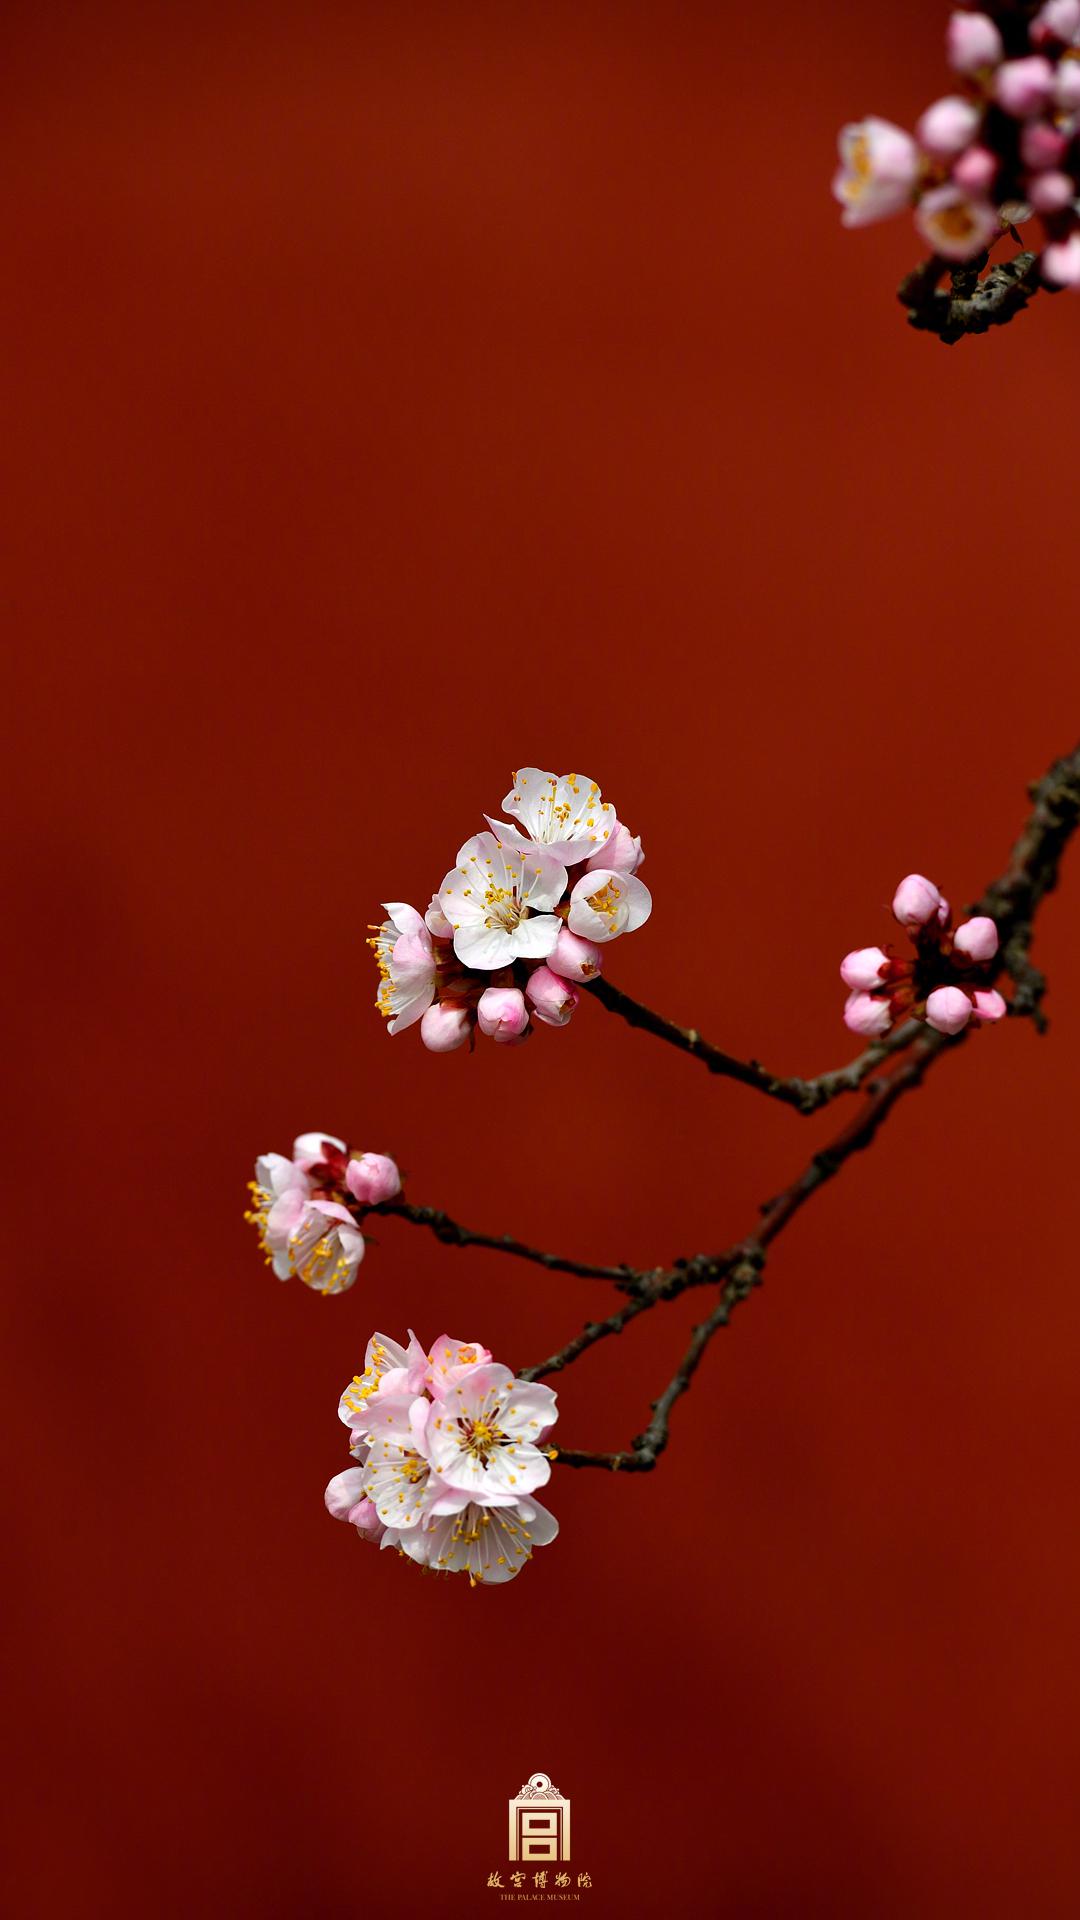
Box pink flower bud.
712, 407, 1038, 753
420, 1002, 472, 1052
916, 95, 982, 158
995, 56, 1055, 117
1043, 231, 1080, 286
1031, 0, 1080, 46
925, 986, 974, 1035
952, 916, 999, 962
953, 144, 998, 193
946, 11, 1004, 74
476, 986, 530, 1042
840, 946, 890, 990
585, 820, 643, 874
843, 990, 892, 1038
1020, 120, 1068, 168
1055, 61, 1080, 111
1028, 168, 1076, 213
345, 1152, 402, 1206
915, 184, 1000, 260
546, 926, 603, 982
972, 988, 1007, 1022
525, 965, 580, 1027
424, 894, 454, 938
892, 873, 947, 929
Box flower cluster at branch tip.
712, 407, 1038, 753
326, 1332, 559, 1585
833, 4, 1080, 285
841, 874, 1007, 1038
370, 768, 651, 1051
245, 1134, 401, 1294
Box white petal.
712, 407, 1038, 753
454, 923, 518, 969
507, 914, 561, 960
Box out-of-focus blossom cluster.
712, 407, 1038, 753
841, 874, 1007, 1038
370, 767, 651, 1052
833, 4, 1080, 286
325, 1331, 559, 1585
245, 1133, 401, 1295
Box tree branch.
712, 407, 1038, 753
341, 743, 1079, 1477
355, 1198, 640, 1286
585, 974, 921, 1113
898, 248, 1041, 345
546, 741, 1080, 1470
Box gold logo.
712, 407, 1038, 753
508, 1772, 570, 1863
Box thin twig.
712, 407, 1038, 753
520, 1292, 655, 1384
585, 975, 920, 1113
355, 1198, 637, 1285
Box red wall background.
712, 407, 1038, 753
6, 3, 1080, 1914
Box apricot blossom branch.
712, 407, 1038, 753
834, 4, 1080, 337
250, 747, 1080, 1585
539, 744, 1080, 1471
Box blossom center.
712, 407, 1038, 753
291, 1225, 350, 1293
585, 880, 622, 917
846, 133, 871, 198
483, 884, 527, 933
935, 203, 979, 243
459, 1415, 506, 1464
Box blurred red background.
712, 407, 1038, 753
6, 2, 1080, 1913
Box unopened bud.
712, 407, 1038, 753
526, 965, 580, 1027
420, 1002, 472, 1052
925, 986, 974, 1035
476, 986, 530, 1042
952, 916, 999, 962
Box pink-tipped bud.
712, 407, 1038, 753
952, 916, 999, 962
972, 988, 1007, 1023
1028, 169, 1075, 213
1031, 0, 1080, 46
585, 820, 643, 874
953, 144, 998, 193
345, 1152, 402, 1206
1020, 120, 1069, 169
925, 986, 974, 1035
843, 990, 893, 1038
995, 56, 1055, 117
947, 11, 1004, 73
1055, 61, 1080, 111
840, 946, 890, 991
916, 94, 981, 157
476, 986, 530, 1042
1043, 231, 1080, 287
892, 873, 947, 929
420, 1002, 472, 1052
424, 894, 454, 938
525, 965, 580, 1028
547, 926, 603, 982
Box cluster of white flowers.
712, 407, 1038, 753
834, 4, 1080, 287
370, 767, 651, 1051
325, 1331, 560, 1585
245, 1133, 400, 1295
